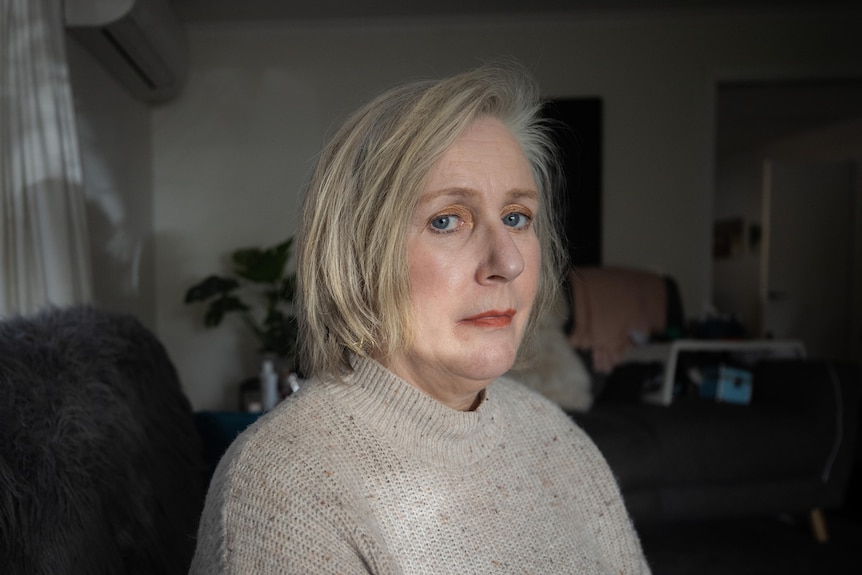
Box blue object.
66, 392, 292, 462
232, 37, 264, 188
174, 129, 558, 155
700, 366, 753, 405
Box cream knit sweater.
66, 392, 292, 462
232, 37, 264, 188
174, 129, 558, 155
190, 358, 650, 574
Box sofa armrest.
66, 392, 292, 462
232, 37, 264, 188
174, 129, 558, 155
752, 359, 859, 506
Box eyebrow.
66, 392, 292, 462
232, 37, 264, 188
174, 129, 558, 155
417, 187, 539, 205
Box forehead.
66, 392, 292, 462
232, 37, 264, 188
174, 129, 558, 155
420, 117, 536, 197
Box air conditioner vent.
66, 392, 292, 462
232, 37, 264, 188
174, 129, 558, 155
65, 0, 188, 103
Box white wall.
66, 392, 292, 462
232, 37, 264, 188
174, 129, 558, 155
152, 9, 862, 411
67, 36, 156, 329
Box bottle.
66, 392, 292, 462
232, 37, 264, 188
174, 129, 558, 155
286, 372, 301, 394
260, 359, 279, 412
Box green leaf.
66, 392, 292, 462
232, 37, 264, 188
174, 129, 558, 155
232, 238, 293, 284
263, 288, 281, 310
203, 295, 250, 327
184, 275, 240, 303
273, 237, 293, 260
259, 310, 298, 359
185, 236, 298, 365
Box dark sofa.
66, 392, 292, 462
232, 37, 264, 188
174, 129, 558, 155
563, 266, 860, 531
570, 359, 860, 529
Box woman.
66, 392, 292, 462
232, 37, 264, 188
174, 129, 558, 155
191, 63, 650, 574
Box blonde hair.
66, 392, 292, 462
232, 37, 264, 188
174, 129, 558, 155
297, 62, 566, 378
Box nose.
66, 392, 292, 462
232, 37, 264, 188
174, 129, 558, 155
476, 223, 525, 284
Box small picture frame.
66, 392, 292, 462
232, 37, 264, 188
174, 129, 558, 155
713, 217, 745, 260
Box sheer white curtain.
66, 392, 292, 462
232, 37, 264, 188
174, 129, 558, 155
1, 0, 93, 317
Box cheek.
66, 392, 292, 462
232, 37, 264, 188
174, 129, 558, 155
520, 238, 542, 296
407, 245, 470, 316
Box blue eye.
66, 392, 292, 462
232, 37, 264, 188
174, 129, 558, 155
503, 212, 531, 229
430, 215, 460, 232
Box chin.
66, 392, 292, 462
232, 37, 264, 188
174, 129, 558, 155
461, 344, 520, 381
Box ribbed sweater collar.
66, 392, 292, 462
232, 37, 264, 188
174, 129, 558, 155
325, 357, 504, 468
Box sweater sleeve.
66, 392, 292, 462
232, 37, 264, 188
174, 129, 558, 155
189, 427, 392, 575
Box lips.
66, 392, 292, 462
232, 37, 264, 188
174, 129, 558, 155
460, 309, 516, 328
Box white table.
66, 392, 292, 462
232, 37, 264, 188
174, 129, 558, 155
622, 339, 806, 405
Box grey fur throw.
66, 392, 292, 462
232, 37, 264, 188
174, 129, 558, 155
0, 306, 206, 575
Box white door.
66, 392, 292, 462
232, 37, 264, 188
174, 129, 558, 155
761, 159, 856, 360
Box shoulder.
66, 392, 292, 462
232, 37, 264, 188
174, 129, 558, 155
219, 378, 353, 483
490, 376, 598, 449
194, 378, 393, 573
197, 379, 372, 566
491, 376, 618, 470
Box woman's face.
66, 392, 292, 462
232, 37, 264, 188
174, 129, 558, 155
383, 116, 541, 411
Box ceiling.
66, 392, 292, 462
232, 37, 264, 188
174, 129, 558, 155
170, 0, 855, 22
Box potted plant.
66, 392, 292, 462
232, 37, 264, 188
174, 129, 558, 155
184, 237, 299, 373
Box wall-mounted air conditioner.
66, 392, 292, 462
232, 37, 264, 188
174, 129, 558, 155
64, 0, 188, 103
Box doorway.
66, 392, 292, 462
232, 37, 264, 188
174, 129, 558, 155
762, 159, 856, 360
712, 78, 862, 362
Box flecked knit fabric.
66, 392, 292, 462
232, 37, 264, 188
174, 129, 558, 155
190, 358, 650, 574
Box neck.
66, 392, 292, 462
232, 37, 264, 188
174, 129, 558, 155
374, 353, 490, 411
